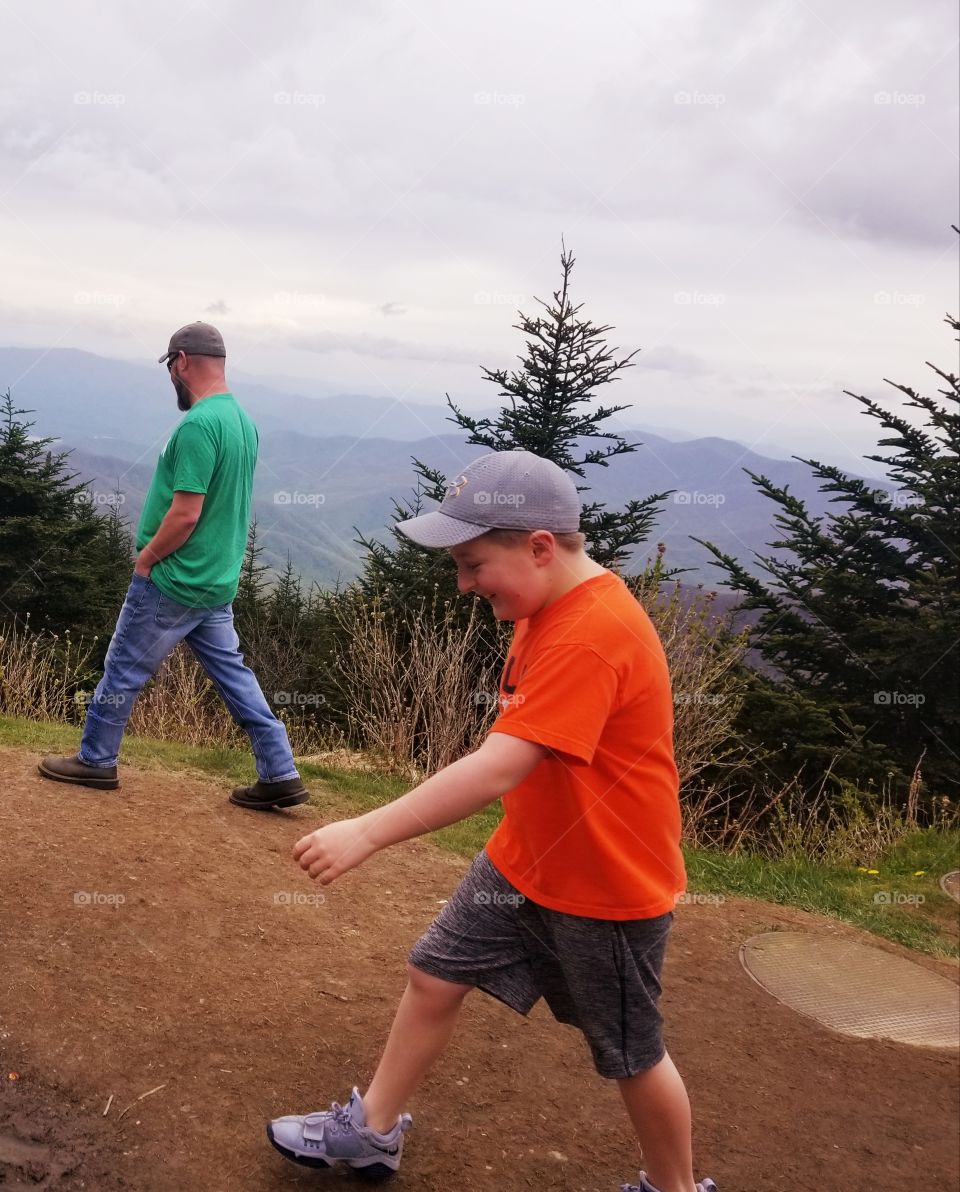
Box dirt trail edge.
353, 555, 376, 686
1, 746, 957, 1191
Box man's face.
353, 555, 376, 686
168, 352, 191, 411
449, 534, 551, 621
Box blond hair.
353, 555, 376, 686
476, 528, 586, 553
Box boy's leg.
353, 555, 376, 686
267, 852, 535, 1173
183, 604, 303, 789
363, 964, 473, 1133
618, 1052, 697, 1192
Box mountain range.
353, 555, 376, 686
1, 346, 894, 588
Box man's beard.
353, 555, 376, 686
173, 375, 191, 411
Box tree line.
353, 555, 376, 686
1, 245, 956, 818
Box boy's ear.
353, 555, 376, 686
529, 530, 556, 563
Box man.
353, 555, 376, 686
40, 322, 309, 811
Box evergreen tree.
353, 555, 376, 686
446, 244, 669, 569
696, 312, 960, 801
234, 519, 269, 643
357, 244, 673, 611
0, 391, 130, 643
82, 491, 135, 665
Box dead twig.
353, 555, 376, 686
117, 1083, 167, 1120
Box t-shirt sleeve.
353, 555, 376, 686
489, 643, 619, 765
171, 422, 218, 494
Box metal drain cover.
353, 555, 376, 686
940, 871, 960, 902
740, 932, 959, 1049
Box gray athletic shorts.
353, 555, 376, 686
408, 850, 672, 1079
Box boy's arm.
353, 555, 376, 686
293, 733, 547, 884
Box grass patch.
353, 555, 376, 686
5, 715, 957, 958
685, 833, 960, 958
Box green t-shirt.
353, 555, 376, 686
136, 392, 258, 608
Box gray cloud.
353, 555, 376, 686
0, 0, 955, 472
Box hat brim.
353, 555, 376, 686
396, 511, 492, 549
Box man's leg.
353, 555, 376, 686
184, 603, 301, 786
362, 964, 473, 1133
49, 576, 194, 777
618, 1053, 698, 1192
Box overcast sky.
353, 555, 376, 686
1, 0, 956, 476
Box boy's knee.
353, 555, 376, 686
405, 963, 472, 1005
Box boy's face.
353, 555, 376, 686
449, 533, 552, 621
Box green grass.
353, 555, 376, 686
685, 838, 959, 958
6, 715, 958, 958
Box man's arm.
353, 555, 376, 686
293, 732, 547, 884
135, 491, 205, 575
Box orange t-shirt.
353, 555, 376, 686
485, 571, 685, 920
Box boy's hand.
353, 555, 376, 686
293, 818, 377, 884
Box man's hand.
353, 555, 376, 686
136, 491, 205, 575
293, 818, 379, 885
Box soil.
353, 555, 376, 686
1, 746, 957, 1191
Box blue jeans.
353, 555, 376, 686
79, 573, 299, 782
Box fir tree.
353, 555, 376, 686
0, 391, 130, 642
234, 519, 269, 642
357, 244, 673, 611
446, 244, 669, 569
696, 312, 960, 801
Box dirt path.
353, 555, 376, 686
1, 746, 957, 1191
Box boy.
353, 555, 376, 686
267, 450, 716, 1192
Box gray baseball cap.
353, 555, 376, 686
397, 450, 581, 548
158, 321, 226, 364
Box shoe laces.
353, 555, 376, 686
328, 1101, 356, 1133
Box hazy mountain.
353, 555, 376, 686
3, 345, 894, 587
0, 346, 487, 450
65, 427, 877, 588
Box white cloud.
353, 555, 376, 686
0, 0, 955, 470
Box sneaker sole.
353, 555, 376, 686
266, 1125, 398, 1179
228, 789, 309, 810
37, 762, 119, 790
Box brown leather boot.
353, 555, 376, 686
38, 755, 120, 790
229, 777, 309, 810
